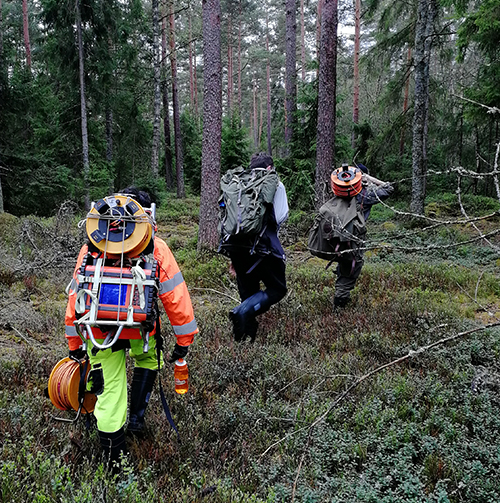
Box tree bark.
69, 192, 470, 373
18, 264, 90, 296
315, 0, 338, 207
162, 0, 174, 189
189, 12, 195, 110
227, 17, 233, 111
399, 46, 412, 156
285, 0, 297, 153
410, 0, 435, 215
169, 2, 185, 198
316, 0, 324, 79
351, 0, 360, 149
22, 0, 31, 70
266, 14, 272, 156
237, 3, 242, 110
151, 0, 161, 178
300, 0, 306, 81
253, 79, 258, 149
198, 0, 222, 250
76, 0, 90, 210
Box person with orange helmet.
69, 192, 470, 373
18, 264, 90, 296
64, 187, 198, 470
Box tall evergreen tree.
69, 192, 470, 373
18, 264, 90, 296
198, 0, 222, 250
315, 0, 338, 206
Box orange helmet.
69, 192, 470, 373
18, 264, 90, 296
330, 164, 363, 198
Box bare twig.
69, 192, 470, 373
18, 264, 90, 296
189, 287, 239, 303
261, 321, 500, 457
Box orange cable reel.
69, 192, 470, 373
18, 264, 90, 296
48, 357, 96, 414
330, 164, 363, 198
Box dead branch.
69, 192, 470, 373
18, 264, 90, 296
189, 287, 240, 303
260, 321, 500, 457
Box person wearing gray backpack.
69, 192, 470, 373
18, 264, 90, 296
218, 152, 289, 342
308, 163, 393, 308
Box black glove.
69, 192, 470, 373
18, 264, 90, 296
69, 347, 86, 361
168, 344, 189, 363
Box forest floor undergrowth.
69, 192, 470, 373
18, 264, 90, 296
1, 195, 500, 503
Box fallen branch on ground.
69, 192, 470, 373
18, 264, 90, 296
261, 321, 500, 457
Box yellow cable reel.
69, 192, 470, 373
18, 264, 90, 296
85, 195, 153, 257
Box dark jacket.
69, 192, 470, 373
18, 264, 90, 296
357, 183, 394, 221
218, 204, 286, 260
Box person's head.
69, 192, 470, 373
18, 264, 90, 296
356, 163, 369, 174
118, 186, 152, 208
249, 152, 274, 170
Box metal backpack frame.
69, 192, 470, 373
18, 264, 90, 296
74, 196, 158, 354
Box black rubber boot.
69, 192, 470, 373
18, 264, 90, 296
230, 291, 270, 342
99, 427, 127, 473
127, 367, 157, 437
334, 296, 350, 309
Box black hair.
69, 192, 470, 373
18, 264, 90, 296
249, 152, 274, 169
119, 186, 152, 208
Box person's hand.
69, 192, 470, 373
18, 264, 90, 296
229, 263, 236, 277
168, 344, 189, 363
69, 347, 86, 360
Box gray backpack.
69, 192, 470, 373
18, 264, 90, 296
218, 166, 279, 240
308, 196, 367, 262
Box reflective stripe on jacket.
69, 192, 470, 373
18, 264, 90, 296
65, 236, 198, 351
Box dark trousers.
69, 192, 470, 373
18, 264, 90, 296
334, 256, 364, 300
230, 253, 287, 308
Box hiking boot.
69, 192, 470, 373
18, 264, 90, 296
99, 427, 127, 474
333, 296, 350, 309
127, 367, 157, 438
229, 308, 246, 342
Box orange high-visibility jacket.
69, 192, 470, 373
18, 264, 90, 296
65, 236, 198, 351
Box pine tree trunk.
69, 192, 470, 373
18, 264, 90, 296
162, 0, 174, 190
22, 0, 31, 70
237, 4, 242, 110
151, 0, 161, 178
76, 0, 90, 210
198, 0, 222, 250
169, 2, 185, 198
316, 0, 324, 79
0, 0, 3, 66
351, 0, 360, 149
189, 13, 195, 109
410, 0, 435, 215
300, 0, 306, 81
266, 15, 272, 156
194, 39, 199, 115
285, 0, 297, 153
227, 18, 232, 111
253, 80, 258, 149
315, 0, 338, 207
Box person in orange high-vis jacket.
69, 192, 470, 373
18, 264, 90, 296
64, 187, 198, 470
